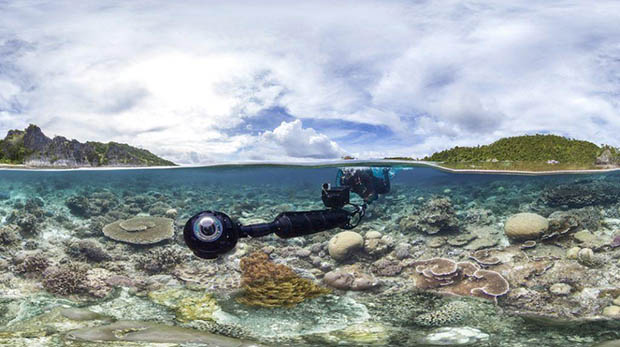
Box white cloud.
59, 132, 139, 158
0, 0, 620, 163
257, 120, 345, 159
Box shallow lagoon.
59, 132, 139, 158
0, 164, 619, 346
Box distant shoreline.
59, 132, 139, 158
1, 160, 619, 176
421, 162, 620, 176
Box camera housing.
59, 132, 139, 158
321, 183, 350, 209
183, 210, 239, 259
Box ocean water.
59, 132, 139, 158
0, 164, 619, 346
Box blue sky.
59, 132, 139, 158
1, 1, 620, 164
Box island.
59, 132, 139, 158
0, 124, 176, 168
388, 134, 620, 173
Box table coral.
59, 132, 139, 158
410, 257, 509, 303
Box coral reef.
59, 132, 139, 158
363, 231, 394, 257
371, 258, 403, 276
413, 300, 470, 327
399, 197, 459, 235
148, 288, 219, 322
176, 295, 219, 322
66, 239, 111, 262
42, 263, 89, 296
328, 231, 364, 261
504, 212, 549, 240
541, 180, 620, 208
0, 225, 19, 245
323, 267, 379, 291
3, 165, 620, 346
411, 258, 510, 302
215, 294, 370, 339
7, 211, 39, 235
84, 268, 114, 298
103, 216, 174, 244
236, 252, 331, 308
469, 249, 501, 266
14, 253, 50, 275
66, 195, 92, 217
136, 247, 184, 274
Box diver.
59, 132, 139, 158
184, 167, 392, 259
336, 167, 391, 204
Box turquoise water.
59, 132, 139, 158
0, 164, 619, 346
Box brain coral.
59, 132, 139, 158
504, 213, 549, 240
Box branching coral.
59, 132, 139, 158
136, 247, 184, 274
399, 197, 459, 235
14, 254, 50, 274
0, 225, 19, 245
42, 263, 88, 295
236, 251, 331, 308
66, 239, 112, 262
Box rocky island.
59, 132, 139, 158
0, 125, 175, 168
422, 134, 620, 172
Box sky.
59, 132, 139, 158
1, 0, 620, 164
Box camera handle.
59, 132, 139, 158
239, 207, 358, 238
185, 205, 366, 259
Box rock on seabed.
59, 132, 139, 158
66, 320, 263, 346
418, 327, 489, 346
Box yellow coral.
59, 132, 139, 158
176, 294, 218, 322
148, 288, 218, 322
147, 288, 187, 308
236, 252, 331, 308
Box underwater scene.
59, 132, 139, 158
1, 164, 620, 347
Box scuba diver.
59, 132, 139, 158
184, 167, 393, 259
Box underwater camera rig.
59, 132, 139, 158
184, 168, 390, 259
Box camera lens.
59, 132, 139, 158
193, 215, 223, 242
184, 211, 239, 259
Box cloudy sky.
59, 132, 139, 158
1, 1, 620, 164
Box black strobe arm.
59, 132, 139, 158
239, 209, 350, 239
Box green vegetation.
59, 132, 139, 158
0, 131, 33, 164
437, 161, 600, 172
425, 135, 603, 163
421, 134, 620, 171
